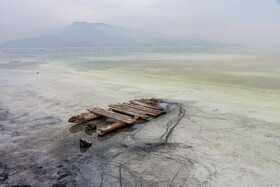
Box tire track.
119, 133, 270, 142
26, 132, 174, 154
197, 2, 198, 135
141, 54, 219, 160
160, 102, 186, 144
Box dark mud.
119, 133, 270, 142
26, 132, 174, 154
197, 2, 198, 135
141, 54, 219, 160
0, 101, 211, 186
48, 102, 212, 187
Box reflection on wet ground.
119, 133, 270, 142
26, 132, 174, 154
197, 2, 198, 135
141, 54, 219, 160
68, 102, 170, 149
69, 117, 137, 141
62, 102, 205, 186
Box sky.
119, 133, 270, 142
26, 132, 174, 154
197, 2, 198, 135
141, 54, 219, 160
0, 0, 280, 45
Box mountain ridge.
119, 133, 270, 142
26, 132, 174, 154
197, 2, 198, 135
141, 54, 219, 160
0, 22, 213, 48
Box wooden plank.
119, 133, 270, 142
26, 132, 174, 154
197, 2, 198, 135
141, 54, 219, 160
110, 104, 153, 115
109, 107, 141, 118
68, 112, 100, 123
130, 100, 163, 110
125, 103, 162, 114
97, 121, 127, 135
110, 104, 158, 117
119, 103, 163, 116
127, 104, 162, 115
136, 98, 159, 105
87, 107, 137, 124
110, 107, 150, 119
131, 100, 162, 110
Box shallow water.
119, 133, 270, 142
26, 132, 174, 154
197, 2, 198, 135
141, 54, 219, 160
0, 46, 279, 186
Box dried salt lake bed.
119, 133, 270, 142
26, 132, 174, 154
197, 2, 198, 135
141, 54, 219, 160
0, 46, 279, 186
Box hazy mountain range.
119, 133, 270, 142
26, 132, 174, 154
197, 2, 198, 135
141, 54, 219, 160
0, 22, 213, 48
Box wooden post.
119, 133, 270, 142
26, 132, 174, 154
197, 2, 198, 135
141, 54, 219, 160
97, 121, 127, 135
68, 112, 100, 123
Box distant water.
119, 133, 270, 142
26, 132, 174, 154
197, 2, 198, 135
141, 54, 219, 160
0, 45, 278, 62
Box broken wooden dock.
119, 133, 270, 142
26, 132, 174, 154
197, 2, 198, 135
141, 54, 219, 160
68, 98, 165, 135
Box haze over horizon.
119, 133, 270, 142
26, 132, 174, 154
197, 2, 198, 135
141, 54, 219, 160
0, 0, 280, 45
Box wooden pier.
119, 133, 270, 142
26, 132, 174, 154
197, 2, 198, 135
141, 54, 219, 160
68, 98, 165, 135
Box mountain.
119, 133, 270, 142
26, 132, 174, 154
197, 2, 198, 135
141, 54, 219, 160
0, 22, 212, 48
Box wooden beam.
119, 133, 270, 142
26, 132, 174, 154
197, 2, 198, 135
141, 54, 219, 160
68, 112, 100, 123
120, 103, 163, 116
109, 107, 150, 119
87, 107, 138, 124
125, 103, 163, 115
110, 104, 152, 115
136, 98, 159, 105
130, 100, 163, 110
110, 104, 158, 116
97, 121, 127, 135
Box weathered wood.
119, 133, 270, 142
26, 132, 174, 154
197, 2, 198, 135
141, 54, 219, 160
130, 100, 163, 110
136, 98, 159, 105
110, 104, 158, 116
97, 121, 127, 135
110, 107, 150, 119
110, 105, 152, 116
69, 98, 165, 136
68, 112, 100, 123
80, 138, 92, 148
119, 103, 163, 116
87, 107, 138, 124
125, 103, 162, 115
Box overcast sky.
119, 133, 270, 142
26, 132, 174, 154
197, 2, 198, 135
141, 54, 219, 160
0, 0, 279, 44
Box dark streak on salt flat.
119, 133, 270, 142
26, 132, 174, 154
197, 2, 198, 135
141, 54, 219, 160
0, 101, 198, 186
